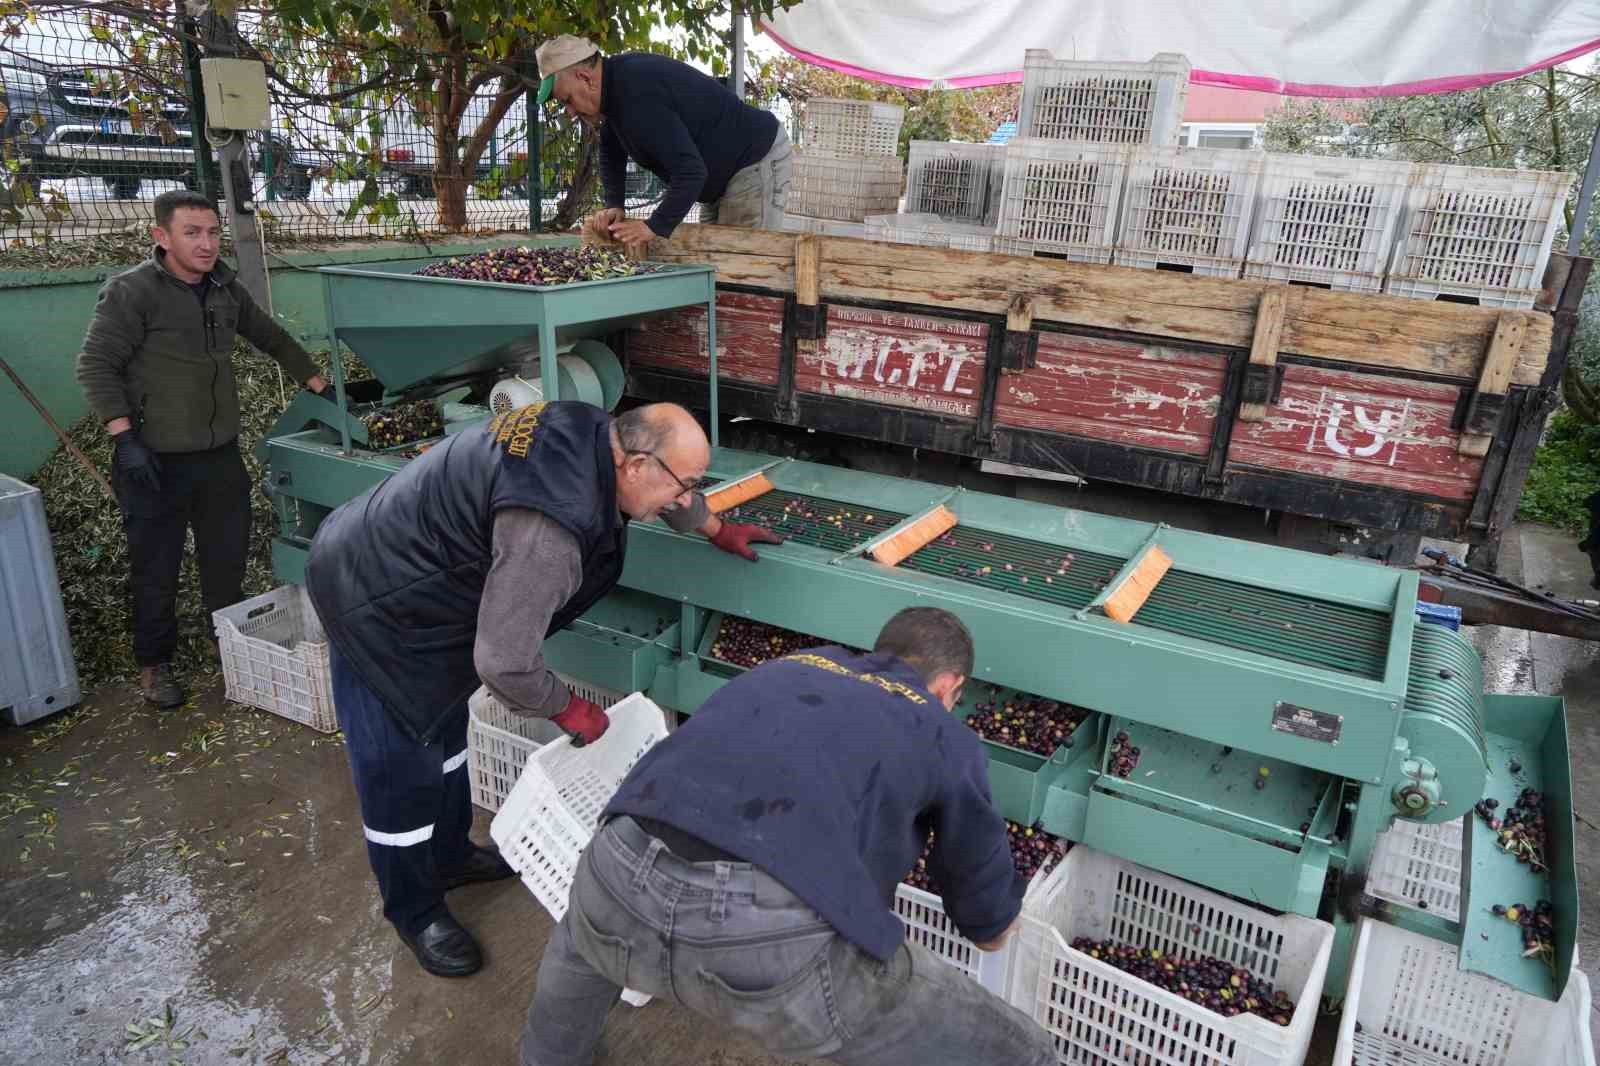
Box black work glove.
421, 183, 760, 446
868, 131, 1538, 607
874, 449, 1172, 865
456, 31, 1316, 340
113, 431, 162, 494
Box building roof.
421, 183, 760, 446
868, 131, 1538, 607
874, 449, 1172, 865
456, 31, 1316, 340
1182, 84, 1282, 124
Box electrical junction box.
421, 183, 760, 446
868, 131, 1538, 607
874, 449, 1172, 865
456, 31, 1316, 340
200, 58, 269, 130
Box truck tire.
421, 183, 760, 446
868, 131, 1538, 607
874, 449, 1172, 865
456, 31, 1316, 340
104, 176, 142, 199
271, 165, 312, 201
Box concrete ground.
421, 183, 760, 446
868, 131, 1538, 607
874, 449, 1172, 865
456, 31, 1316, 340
2, 515, 1597, 1066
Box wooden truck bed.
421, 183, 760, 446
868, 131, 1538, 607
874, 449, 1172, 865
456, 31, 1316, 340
628, 225, 1589, 565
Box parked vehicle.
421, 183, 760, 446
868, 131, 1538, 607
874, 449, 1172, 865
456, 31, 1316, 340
1, 57, 193, 198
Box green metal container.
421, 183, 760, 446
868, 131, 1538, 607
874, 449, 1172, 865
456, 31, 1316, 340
317, 261, 715, 411
953, 686, 1096, 826
542, 588, 682, 696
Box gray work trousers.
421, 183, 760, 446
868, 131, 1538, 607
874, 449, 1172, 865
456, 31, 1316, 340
700, 126, 792, 230
519, 816, 1055, 1066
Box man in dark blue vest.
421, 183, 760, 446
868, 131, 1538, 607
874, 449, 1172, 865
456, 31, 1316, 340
519, 608, 1056, 1066
306, 401, 780, 978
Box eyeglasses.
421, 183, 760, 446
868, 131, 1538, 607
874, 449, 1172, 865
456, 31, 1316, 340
628, 450, 704, 495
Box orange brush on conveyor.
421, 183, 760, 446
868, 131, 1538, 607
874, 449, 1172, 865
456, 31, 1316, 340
705, 473, 775, 514
1103, 546, 1173, 623
869, 505, 959, 567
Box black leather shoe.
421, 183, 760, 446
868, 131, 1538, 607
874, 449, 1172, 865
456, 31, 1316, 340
140, 664, 185, 710
440, 844, 516, 891
398, 914, 482, 978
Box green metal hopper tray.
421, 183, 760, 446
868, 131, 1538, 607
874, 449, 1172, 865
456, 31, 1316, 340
1458, 694, 1579, 1001
318, 261, 716, 395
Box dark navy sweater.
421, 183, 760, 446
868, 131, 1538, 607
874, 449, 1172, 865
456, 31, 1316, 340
604, 647, 1024, 960
598, 53, 780, 238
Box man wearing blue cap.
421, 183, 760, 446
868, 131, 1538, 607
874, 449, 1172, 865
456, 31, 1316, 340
535, 35, 792, 254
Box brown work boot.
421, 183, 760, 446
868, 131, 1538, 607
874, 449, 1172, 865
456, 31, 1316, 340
139, 664, 186, 709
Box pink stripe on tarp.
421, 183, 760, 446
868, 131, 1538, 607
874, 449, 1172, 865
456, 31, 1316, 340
761, 22, 1600, 99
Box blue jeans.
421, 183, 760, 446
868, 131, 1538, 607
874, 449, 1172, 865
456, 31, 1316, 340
520, 816, 1055, 1066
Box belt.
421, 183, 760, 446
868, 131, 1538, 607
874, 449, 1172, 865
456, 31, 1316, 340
631, 816, 744, 864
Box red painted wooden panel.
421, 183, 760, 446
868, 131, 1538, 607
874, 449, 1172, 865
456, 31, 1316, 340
1227, 364, 1484, 500
994, 333, 1226, 457
793, 305, 989, 419
627, 292, 785, 386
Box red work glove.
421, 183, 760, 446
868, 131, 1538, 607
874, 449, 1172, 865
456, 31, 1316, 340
551, 691, 609, 747
710, 521, 784, 562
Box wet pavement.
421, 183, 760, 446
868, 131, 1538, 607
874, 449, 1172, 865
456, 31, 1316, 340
2, 520, 1596, 1066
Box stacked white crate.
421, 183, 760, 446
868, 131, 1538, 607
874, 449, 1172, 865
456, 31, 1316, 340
1116, 146, 1265, 278
1017, 51, 1191, 148
780, 213, 867, 239
1385, 163, 1573, 309
789, 98, 904, 224
904, 141, 1004, 224
1244, 155, 1414, 293
996, 52, 1188, 265
863, 212, 996, 252
993, 140, 1129, 264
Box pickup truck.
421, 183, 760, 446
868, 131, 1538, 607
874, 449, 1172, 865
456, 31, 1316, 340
0, 57, 310, 201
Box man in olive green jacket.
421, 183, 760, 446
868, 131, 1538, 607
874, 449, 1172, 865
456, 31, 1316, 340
77, 190, 327, 708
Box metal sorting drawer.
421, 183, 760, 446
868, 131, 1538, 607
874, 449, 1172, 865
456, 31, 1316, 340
1084, 717, 1340, 915
542, 589, 680, 696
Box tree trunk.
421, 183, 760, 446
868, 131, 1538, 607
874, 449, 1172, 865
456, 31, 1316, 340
1565, 363, 1600, 424
553, 127, 600, 231
436, 169, 469, 230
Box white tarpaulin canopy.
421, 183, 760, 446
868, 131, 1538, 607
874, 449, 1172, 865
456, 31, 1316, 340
760, 0, 1600, 96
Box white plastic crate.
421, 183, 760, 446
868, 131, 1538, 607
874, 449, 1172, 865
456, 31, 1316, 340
895, 881, 1013, 994
1365, 818, 1463, 921
214, 585, 337, 733
780, 213, 868, 238
864, 212, 996, 252
466, 678, 623, 814
802, 98, 904, 157
1019, 51, 1190, 147
490, 693, 667, 1008
491, 692, 668, 920
894, 859, 1062, 996
905, 141, 1003, 222
1245, 155, 1413, 293
1333, 919, 1594, 1066
1116, 146, 1265, 278
1384, 163, 1572, 309
788, 151, 903, 222
1016, 846, 1333, 1066
995, 140, 1127, 263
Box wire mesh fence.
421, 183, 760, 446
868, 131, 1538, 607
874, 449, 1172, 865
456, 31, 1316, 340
0, 8, 683, 251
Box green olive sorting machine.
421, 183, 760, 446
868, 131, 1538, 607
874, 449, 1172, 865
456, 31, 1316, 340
263, 257, 1578, 1008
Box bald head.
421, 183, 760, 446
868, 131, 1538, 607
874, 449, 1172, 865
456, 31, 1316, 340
611, 403, 711, 521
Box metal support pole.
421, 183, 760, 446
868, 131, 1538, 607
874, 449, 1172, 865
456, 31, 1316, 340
707, 275, 720, 447
527, 58, 542, 233
181, 21, 219, 201
731, 7, 746, 101
1568, 118, 1600, 255
197, 13, 272, 312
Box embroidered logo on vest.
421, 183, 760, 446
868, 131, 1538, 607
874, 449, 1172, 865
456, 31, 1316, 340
780, 653, 928, 705
489, 403, 548, 459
